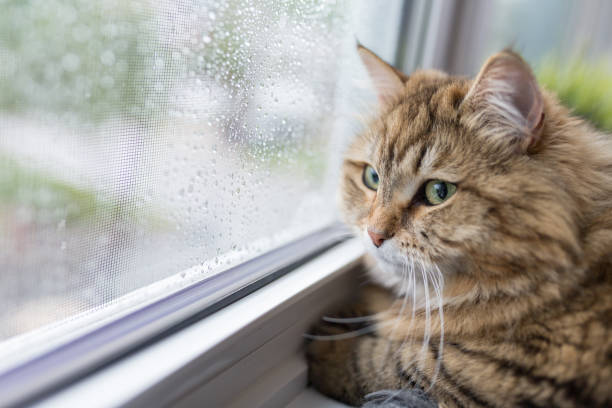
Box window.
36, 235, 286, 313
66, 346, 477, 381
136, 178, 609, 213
0, 0, 406, 405
8, 1, 609, 406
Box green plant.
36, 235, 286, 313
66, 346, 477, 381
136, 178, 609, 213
0, 155, 167, 228
0, 0, 173, 124
0, 156, 111, 222
537, 56, 612, 132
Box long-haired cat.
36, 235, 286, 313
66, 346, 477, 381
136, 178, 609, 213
306, 45, 612, 407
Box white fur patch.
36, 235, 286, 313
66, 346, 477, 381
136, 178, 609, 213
361, 229, 445, 309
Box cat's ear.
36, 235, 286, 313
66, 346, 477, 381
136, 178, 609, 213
462, 50, 544, 152
357, 44, 408, 107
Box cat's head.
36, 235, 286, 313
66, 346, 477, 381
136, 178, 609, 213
342, 46, 589, 300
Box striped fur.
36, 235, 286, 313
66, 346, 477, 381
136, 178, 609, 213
306, 49, 612, 407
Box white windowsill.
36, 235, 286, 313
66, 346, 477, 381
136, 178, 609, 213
35, 239, 364, 408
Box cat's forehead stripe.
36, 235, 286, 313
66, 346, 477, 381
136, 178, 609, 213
359, 78, 468, 186
380, 81, 469, 180
382, 83, 451, 161
413, 144, 428, 174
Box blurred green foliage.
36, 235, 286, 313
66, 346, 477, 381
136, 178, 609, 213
0, 0, 172, 124
0, 156, 109, 221
0, 155, 165, 227
537, 56, 612, 132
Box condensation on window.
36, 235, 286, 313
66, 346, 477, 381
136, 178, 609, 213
0, 0, 395, 366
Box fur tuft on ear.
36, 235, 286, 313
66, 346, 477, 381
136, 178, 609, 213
357, 44, 408, 108
462, 50, 544, 152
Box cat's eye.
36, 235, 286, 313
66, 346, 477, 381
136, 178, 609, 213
362, 165, 379, 191
424, 180, 456, 205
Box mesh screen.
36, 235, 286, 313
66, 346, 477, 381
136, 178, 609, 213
0, 0, 402, 365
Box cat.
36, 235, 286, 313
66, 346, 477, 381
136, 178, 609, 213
306, 45, 612, 407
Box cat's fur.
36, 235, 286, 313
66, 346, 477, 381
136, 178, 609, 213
306, 46, 612, 407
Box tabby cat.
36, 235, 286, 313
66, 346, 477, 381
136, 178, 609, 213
306, 45, 612, 407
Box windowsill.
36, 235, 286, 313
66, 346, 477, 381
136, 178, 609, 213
35, 238, 364, 407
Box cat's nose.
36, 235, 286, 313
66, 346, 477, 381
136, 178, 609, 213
367, 229, 388, 248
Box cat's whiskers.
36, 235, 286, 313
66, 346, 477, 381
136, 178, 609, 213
321, 315, 378, 324
377, 254, 419, 407
417, 254, 433, 387
423, 262, 445, 390
307, 251, 446, 393
391, 254, 418, 353
375, 254, 445, 404
314, 260, 411, 340
303, 319, 397, 341
395, 256, 411, 326
383, 255, 411, 358
409, 254, 417, 324
321, 258, 411, 326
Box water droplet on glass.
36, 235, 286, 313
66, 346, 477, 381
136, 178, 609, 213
61, 54, 81, 72
100, 50, 116, 66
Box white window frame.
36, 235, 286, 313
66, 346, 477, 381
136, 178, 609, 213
35, 239, 364, 408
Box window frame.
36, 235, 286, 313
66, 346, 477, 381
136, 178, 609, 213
34, 238, 365, 408
0, 224, 351, 407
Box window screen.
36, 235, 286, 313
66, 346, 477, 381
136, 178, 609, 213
0, 0, 404, 371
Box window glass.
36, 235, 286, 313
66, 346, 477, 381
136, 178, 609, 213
0, 0, 402, 369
